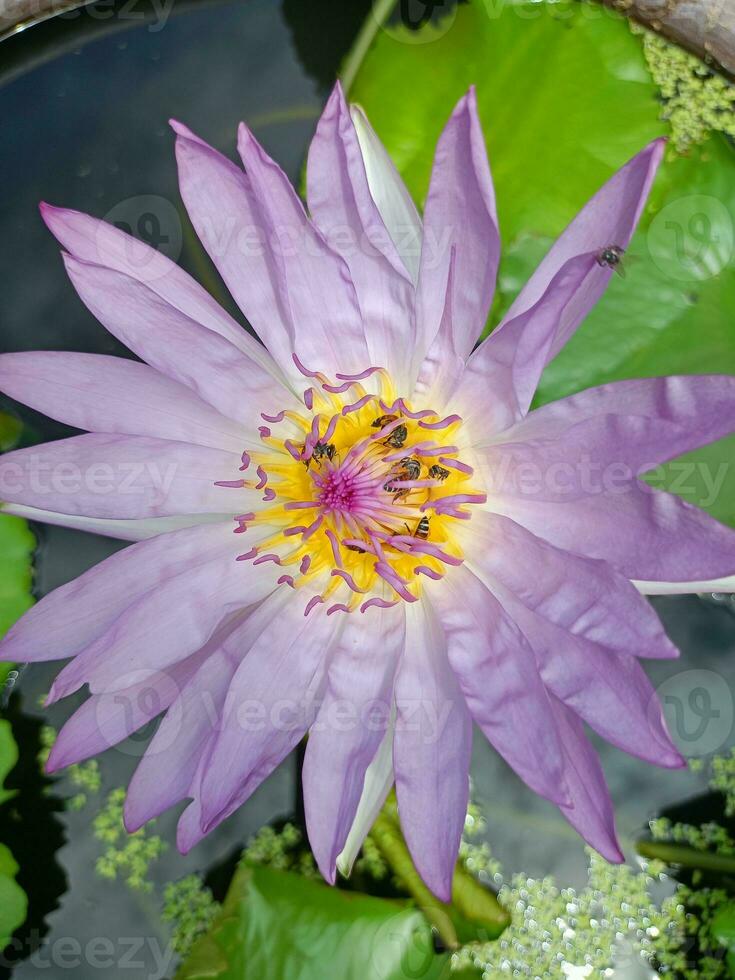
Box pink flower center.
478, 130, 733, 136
216, 359, 486, 615
317, 468, 362, 512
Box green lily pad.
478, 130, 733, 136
0, 515, 35, 642
0, 719, 18, 807
0, 413, 22, 453
0, 413, 34, 952
0, 720, 27, 949
711, 901, 735, 977
349, 0, 735, 526
0, 411, 35, 688
0, 843, 27, 951
176, 861, 454, 980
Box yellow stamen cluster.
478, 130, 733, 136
226, 369, 485, 615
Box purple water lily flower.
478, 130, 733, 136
1, 83, 734, 901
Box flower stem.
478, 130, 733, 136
637, 838, 735, 874
340, 0, 395, 95
370, 795, 510, 950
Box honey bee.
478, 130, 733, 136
346, 543, 366, 554
399, 457, 421, 481
383, 424, 408, 449
312, 441, 336, 462
414, 516, 431, 540
371, 414, 398, 429
383, 456, 421, 497
428, 464, 450, 482
596, 244, 626, 276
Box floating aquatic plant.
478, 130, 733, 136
93, 788, 166, 893
37, 725, 100, 811
162, 875, 220, 958
636, 25, 735, 153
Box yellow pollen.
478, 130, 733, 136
227, 369, 486, 616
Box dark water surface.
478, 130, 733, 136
1, 3, 328, 975
1, 2, 735, 976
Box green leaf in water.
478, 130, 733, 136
0, 721, 28, 949
0, 411, 35, 691
176, 861, 453, 980
0, 515, 35, 642
0, 413, 22, 453
0, 719, 19, 807
710, 901, 735, 977
0, 842, 27, 950
0, 413, 35, 952
348, 0, 735, 526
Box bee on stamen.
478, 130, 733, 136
311, 441, 336, 465
428, 464, 450, 482
383, 456, 421, 500
414, 516, 431, 540
398, 457, 421, 481
383, 424, 408, 449
345, 543, 366, 554
371, 414, 398, 429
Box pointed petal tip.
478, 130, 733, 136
649, 135, 667, 165
319, 862, 337, 887
122, 808, 141, 835
421, 871, 452, 904
38, 201, 70, 235
175, 800, 202, 854
122, 791, 149, 834
44, 682, 65, 707
236, 121, 259, 159
44, 746, 67, 775
176, 828, 196, 855
199, 799, 226, 837
335, 853, 352, 879
235, 121, 251, 154
39, 200, 66, 220
169, 118, 193, 139
348, 102, 367, 124
599, 841, 625, 865
452, 84, 478, 120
